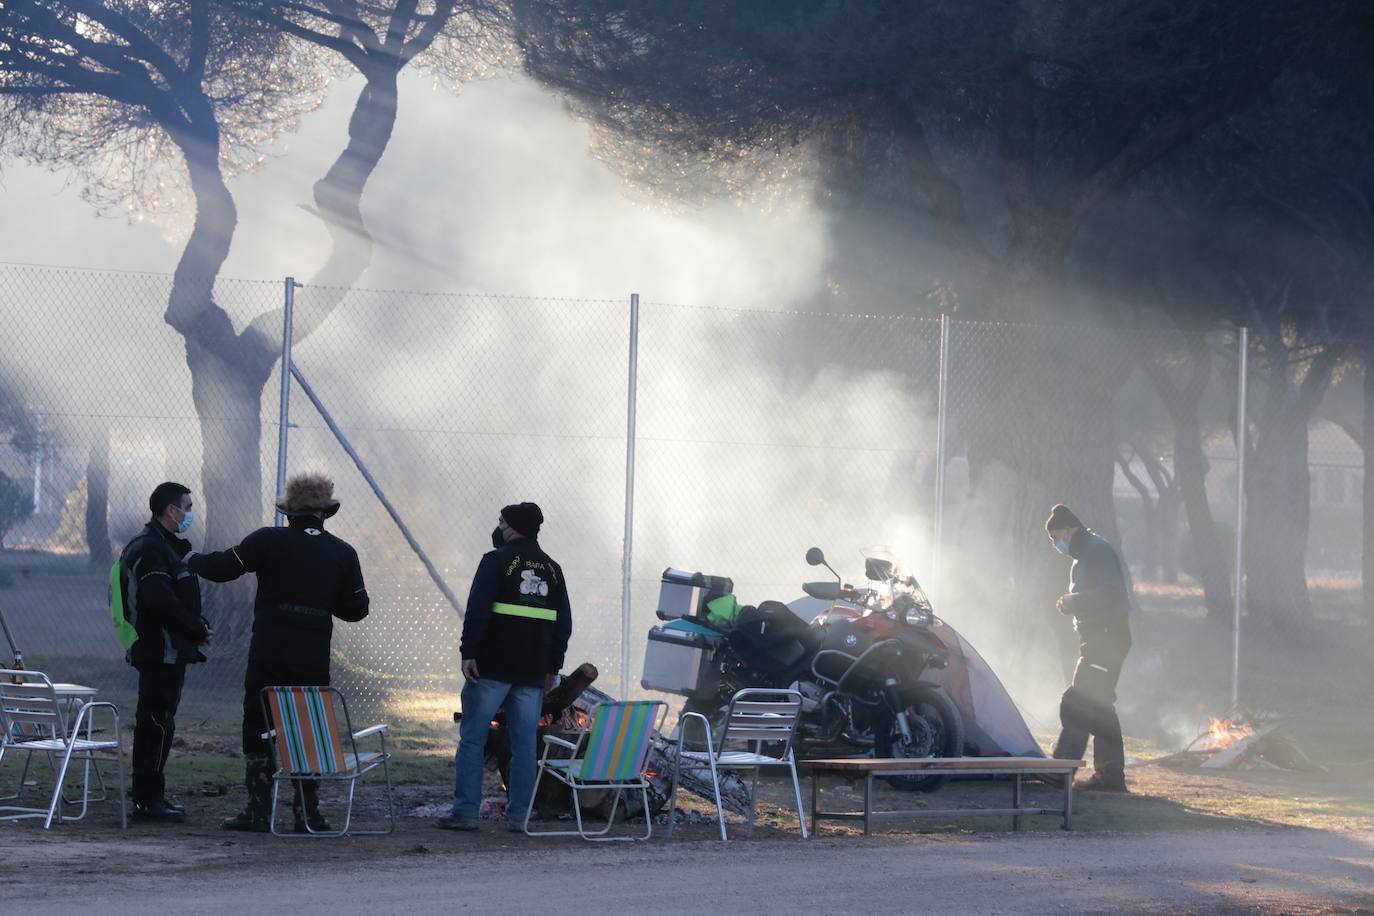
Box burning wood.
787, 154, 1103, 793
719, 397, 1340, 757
1151, 709, 1326, 773
1199, 715, 1259, 752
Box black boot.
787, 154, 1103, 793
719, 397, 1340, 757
222, 754, 272, 832
133, 798, 186, 823
292, 781, 332, 834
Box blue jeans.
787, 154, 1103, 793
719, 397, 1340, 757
452, 678, 544, 822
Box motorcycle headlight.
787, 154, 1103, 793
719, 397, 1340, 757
904, 607, 926, 626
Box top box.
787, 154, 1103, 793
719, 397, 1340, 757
656, 567, 734, 621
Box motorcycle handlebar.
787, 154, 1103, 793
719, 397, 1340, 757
802, 580, 841, 601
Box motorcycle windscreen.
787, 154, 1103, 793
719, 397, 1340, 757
923, 620, 1044, 758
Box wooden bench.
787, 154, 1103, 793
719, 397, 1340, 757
806, 756, 1086, 835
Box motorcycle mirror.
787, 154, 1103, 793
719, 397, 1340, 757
805, 546, 843, 588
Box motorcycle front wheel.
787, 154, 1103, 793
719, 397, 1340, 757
873, 685, 964, 792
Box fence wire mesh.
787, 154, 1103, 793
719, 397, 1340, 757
0, 263, 1365, 731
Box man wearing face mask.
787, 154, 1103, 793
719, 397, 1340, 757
437, 502, 572, 832
119, 482, 213, 823
1045, 503, 1133, 792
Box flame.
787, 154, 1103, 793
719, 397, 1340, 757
1200, 716, 1255, 751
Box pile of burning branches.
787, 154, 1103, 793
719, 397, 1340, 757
1153, 708, 1325, 773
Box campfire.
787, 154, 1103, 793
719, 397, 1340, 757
1154, 708, 1325, 773
1198, 715, 1259, 752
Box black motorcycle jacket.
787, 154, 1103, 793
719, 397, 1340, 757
1066, 528, 1132, 652
121, 520, 211, 668
189, 516, 368, 679
460, 537, 572, 686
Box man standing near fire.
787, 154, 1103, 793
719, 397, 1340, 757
1045, 503, 1132, 792
438, 502, 572, 832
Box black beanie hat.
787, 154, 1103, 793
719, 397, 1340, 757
1045, 504, 1083, 533
501, 502, 544, 538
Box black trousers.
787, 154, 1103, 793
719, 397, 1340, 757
132, 662, 187, 805
1052, 643, 1129, 784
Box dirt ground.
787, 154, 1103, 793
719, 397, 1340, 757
2, 758, 1373, 915
4, 554, 1373, 912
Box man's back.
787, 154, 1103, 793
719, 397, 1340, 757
461, 536, 572, 685
193, 518, 368, 675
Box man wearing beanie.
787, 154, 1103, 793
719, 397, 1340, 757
438, 502, 572, 832
188, 473, 369, 832
1045, 503, 1133, 791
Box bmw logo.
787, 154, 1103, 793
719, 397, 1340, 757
844, 633, 858, 647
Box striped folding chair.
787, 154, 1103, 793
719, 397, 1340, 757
259, 686, 394, 837
524, 699, 666, 841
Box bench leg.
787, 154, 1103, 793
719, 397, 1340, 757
1062, 772, 1073, 831
810, 769, 819, 839
863, 773, 872, 837
1012, 773, 1022, 832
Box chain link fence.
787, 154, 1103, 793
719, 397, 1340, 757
0, 262, 1365, 730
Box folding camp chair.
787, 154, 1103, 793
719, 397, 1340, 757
524, 699, 666, 841
259, 686, 394, 837
666, 688, 806, 842
0, 669, 125, 829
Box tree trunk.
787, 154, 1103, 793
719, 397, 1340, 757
1244, 396, 1314, 632
297, 65, 401, 328
1141, 341, 1233, 621
1173, 408, 1232, 621
84, 424, 111, 566
1157, 483, 1181, 584
1244, 342, 1342, 634
1119, 455, 1158, 578
158, 63, 410, 645
164, 117, 275, 645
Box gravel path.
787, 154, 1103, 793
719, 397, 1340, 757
3, 822, 1370, 914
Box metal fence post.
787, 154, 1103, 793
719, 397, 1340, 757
1231, 326, 1249, 708
31, 438, 42, 514
933, 313, 950, 599
621, 294, 640, 700
275, 277, 299, 527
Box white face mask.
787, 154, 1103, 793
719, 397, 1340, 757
176, 509, 195, 535
1053, 536, 1071, 556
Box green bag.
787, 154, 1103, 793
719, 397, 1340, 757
705, 593, 743, 627
108, 557, 138, 651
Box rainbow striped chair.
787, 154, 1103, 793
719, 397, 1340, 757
259, 686, 394, 837
523, 699, 666, 841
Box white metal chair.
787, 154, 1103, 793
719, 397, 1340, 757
524, 699, 667, 841
259, 686, 394, 837
0, 669, 125, 829
666, 688, 807, 842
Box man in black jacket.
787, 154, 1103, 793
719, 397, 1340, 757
1046, 503, 1133, 792
189, 473, 369, 832
437, 502, 572, 832
120, 482, 213, 823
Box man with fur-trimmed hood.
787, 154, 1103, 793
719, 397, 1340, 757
189, 473, 369, 832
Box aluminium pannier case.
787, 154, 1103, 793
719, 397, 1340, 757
656, 567, 734, 621
640, 618, 722, 696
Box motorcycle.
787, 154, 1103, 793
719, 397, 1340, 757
654, 546, 965, 791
